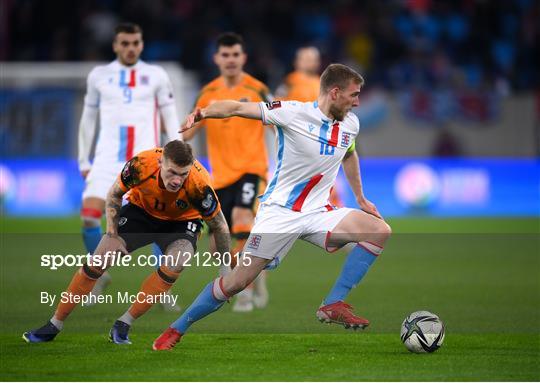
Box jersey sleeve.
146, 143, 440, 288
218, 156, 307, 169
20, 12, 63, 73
346, 140, 356, 153
117, 151, 157, 192
346, 114, 360, 153
189, 184, 221, 219
156, 68, 176, 108
83, 69, 100, 108
186, 166, 221, 219
258, 100, 298, 127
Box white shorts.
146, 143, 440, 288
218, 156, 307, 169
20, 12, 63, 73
82, 161, 125, 200
243, 203, 356, 268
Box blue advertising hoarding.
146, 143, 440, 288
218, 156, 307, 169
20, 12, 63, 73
1, 158, 538, 217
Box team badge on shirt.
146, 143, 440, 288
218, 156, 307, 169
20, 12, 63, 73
341, 132, 351, 147
175, 199, 188, 210
247, 234, 262, 250
141, 75, 149, 85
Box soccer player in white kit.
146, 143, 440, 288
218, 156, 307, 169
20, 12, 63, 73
78, 23, 180, 303
153, 64, 392, 350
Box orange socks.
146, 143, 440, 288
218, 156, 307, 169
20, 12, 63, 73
127, 266, 179, 319
54, 265, 101, 321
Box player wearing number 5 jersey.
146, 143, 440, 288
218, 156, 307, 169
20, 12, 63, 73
183, 32, 271, 312
153, 64, 392, 350
23, 141, 231, 345
78, 23, 181, 303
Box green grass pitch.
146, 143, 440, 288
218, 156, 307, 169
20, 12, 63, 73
1, 217, 539, 381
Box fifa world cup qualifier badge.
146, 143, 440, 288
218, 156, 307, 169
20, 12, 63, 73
265, 101, 281, 110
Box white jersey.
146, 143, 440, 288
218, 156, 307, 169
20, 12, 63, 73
84, 60, 176, 166
258, 100, 359, 212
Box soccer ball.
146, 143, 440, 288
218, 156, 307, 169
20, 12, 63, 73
400, 311, 445, 353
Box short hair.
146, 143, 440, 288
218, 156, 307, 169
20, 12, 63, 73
114, 23, 143, 37
163, 140, 194, 167
320, 64, 364, 93
216, 32, 245, 51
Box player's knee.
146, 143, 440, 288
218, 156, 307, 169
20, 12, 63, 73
82, 263, 104, 279
371, 220, 391, 245
163, 261, 184, 274
377, 220, 392, 239
164, 240, 194, 272
81, 207, 102, 228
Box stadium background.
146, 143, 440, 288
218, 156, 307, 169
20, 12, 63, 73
1, 0, 539, 381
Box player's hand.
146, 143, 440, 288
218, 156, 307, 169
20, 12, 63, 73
358, 197, 383, 220
179, 108, 204, 133
99, 233, 128, 257
81, 169, 90, 179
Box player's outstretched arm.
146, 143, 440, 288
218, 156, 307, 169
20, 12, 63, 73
180, 101, 261, 133
342, 149, 382, 219
181, 120, 203, 141
205, 210, 232, 256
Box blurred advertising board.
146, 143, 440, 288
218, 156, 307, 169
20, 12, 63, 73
1, 158, 538, 217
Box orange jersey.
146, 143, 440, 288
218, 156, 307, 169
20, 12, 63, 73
282, 71, 320, 102
118, 148, 220, 221
195, 74, 271, 189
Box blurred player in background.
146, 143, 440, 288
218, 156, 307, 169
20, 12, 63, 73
182, 32, 271, 312
277, 46, 343, 207
24, 141, 230, 345
153, 64, 392, 350
78, 23, 181, 310
276, 46, 320, 102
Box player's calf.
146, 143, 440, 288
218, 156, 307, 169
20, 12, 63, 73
320, 213, 391, 330
112, 240, 192, 344
154, 257, 270, 350
328, 210, 392, 249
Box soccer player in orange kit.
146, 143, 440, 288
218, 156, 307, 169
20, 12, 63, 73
23, 140, 231, 344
